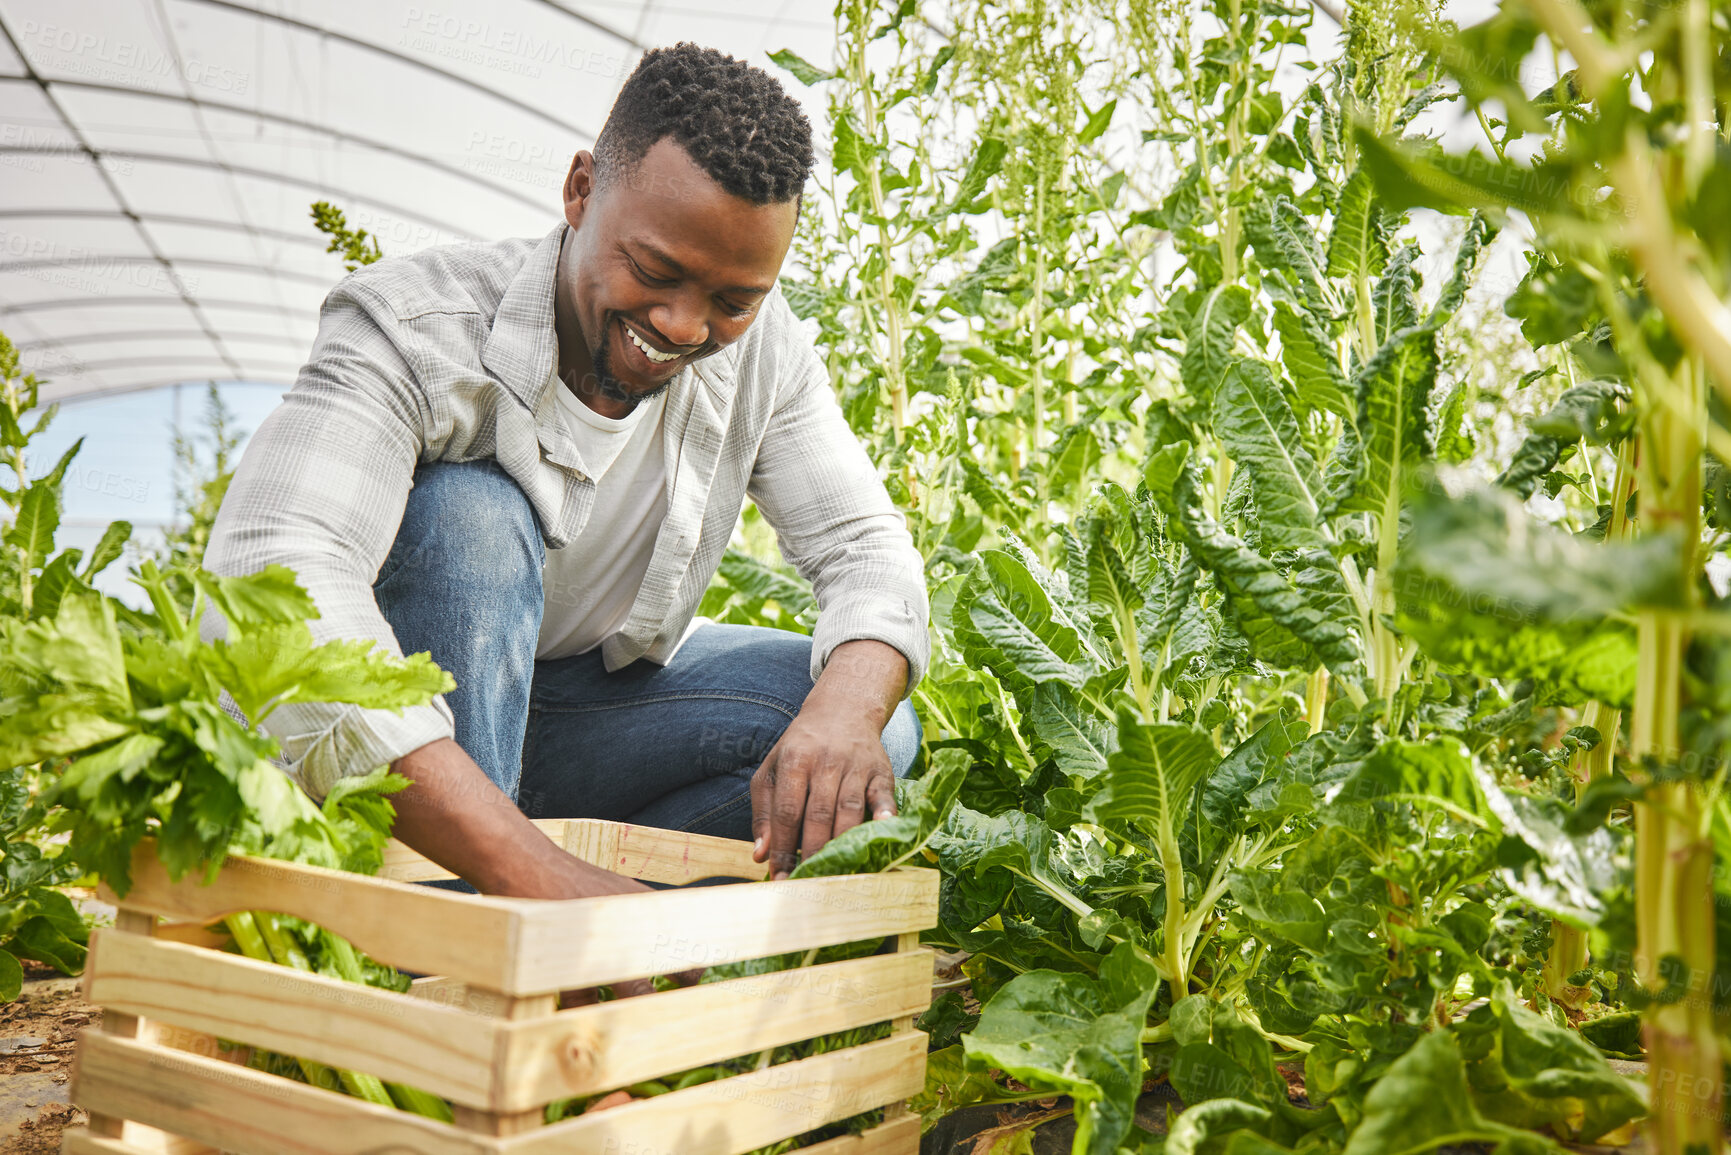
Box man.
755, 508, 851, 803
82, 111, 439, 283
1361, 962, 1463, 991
204, 44, 929, 904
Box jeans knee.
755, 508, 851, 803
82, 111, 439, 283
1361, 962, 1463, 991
881, 700, 922, 779
377, 460, 545, 600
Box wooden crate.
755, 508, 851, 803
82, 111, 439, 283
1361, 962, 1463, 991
63, 818, 938, 1155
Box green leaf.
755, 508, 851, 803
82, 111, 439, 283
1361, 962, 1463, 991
1460, 986, 1645, 1142
1086, 709, 1218, 845
1341, 1031, 1558, 1155
765, 48, 833, 85
910, 1044, 1017, 1125
716, 549, 817, 621
1180, 286, 1252, 402
1079, 98, 1118, 144
1214, 362, 1329, 550
1272, 301, 1353, 424
1336, 739, 1490, 826
1029, 683, 1113, 779
952, 551, 1093, 690
194, 565, 319, 627
5, 478, 62, 574
33, 549, 89, 621
0, 948, 20, 1002
9, 913, 86, 974
792, 749, 966, 878
950, 138, 1008, 211
1354, 128, 1571, 218
204, 623, 454, 725
1202, 716, 1293, 832
1341, 325, 1437, 523
1327, 168, 1388, 281
1165, 507, 1362, 679
1527, 381, 1628, 445
1429, 213, 1498, 323
80, 520, 132, 581
963, 942, 1160, 1155
1249, 197, 1333, 319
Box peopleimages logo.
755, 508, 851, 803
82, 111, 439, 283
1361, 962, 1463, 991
16, 20, 250, 94
397, 8, 625, 79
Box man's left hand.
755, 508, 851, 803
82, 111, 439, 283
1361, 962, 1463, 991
750, 639, 909, 880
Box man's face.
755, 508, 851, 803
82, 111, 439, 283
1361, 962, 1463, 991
556, 138, 799, 412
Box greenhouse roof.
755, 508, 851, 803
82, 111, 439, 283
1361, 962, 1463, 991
0, 0, 830, 404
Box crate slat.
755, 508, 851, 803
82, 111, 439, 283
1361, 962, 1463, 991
560, 819, 768, 884
378, 820, 767, 886
501, 948, 934, 1108
505, 1031, 927, 1155
61, 1124, 217, 1154
84, 930, 502, 1109
71, 1030, 503, 1155
795, 1115, 922, 1155
509, 867, 939, 991
107, 844, 524, 990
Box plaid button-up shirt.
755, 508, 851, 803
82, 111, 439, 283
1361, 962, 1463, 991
203, 223, 929, 799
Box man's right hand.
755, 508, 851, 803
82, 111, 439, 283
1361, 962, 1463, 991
389, 738, 697, 997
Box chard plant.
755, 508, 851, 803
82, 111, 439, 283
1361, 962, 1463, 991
763, 0, 1664, 1151
1357, 0, 1731, 1145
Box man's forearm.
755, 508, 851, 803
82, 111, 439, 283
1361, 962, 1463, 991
390, 738, 645, 900
802, 639, 909, 727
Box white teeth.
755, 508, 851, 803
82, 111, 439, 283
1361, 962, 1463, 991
626, 324, 678, 363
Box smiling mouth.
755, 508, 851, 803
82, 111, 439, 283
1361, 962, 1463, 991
622, 320, 682, 365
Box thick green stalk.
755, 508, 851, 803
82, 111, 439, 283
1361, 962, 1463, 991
318, 930, 452, 1121
1543, 439, 1634, 1006
1304, 667, 1329, 736
225, 913, 343, 1095
1631, 351, 1716, 1151
1542, 700, 1619, 1007
850, 0, 907, 449
250, 914, 395, 1108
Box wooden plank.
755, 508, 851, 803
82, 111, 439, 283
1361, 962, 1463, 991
503, 1032, 926, 1155
797, 1115, 922, 1155
61, 1125, 217, 1154
508, 867, 940, 991
380, 821, 570, 883
496, 949, 933, 1110
105, 842, 525, 991
563, 821, 766, 884
382, 820, 765, 886
881, 931, 930, 1124
85, 930, 503, 1109
70, 1031, 502, 1155
89, 910, 155, 1140
451, 992, 556, 1134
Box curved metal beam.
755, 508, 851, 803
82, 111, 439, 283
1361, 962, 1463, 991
4, 77, 558, 215
0, 295, 318, 318
0, 145, 493, 245
0, 11, 242, 377
0, 206, 329, 249
33, 354, 302, 374
0, 254, 339, 290
179, 0, 609, 141
18, 329, 307, 349
44, 375, 297, 405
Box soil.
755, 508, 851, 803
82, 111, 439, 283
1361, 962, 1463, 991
0, 967, 97, 1155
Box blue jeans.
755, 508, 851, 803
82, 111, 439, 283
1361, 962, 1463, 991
372, 460, 921, 843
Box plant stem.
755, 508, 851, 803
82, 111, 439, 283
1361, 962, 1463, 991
1630, 347, 1716, 1151
1304, 667, 1329, 735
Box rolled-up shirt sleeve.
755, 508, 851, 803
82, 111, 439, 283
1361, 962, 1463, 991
745, 345, 930, 695
201, 281, 454, 800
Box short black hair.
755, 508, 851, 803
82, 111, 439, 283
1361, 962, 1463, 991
592, 43, 814, 205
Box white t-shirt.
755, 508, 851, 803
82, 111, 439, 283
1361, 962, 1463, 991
535, 383, 668, 660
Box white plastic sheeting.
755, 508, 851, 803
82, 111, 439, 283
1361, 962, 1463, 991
0, 0, 833, 403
